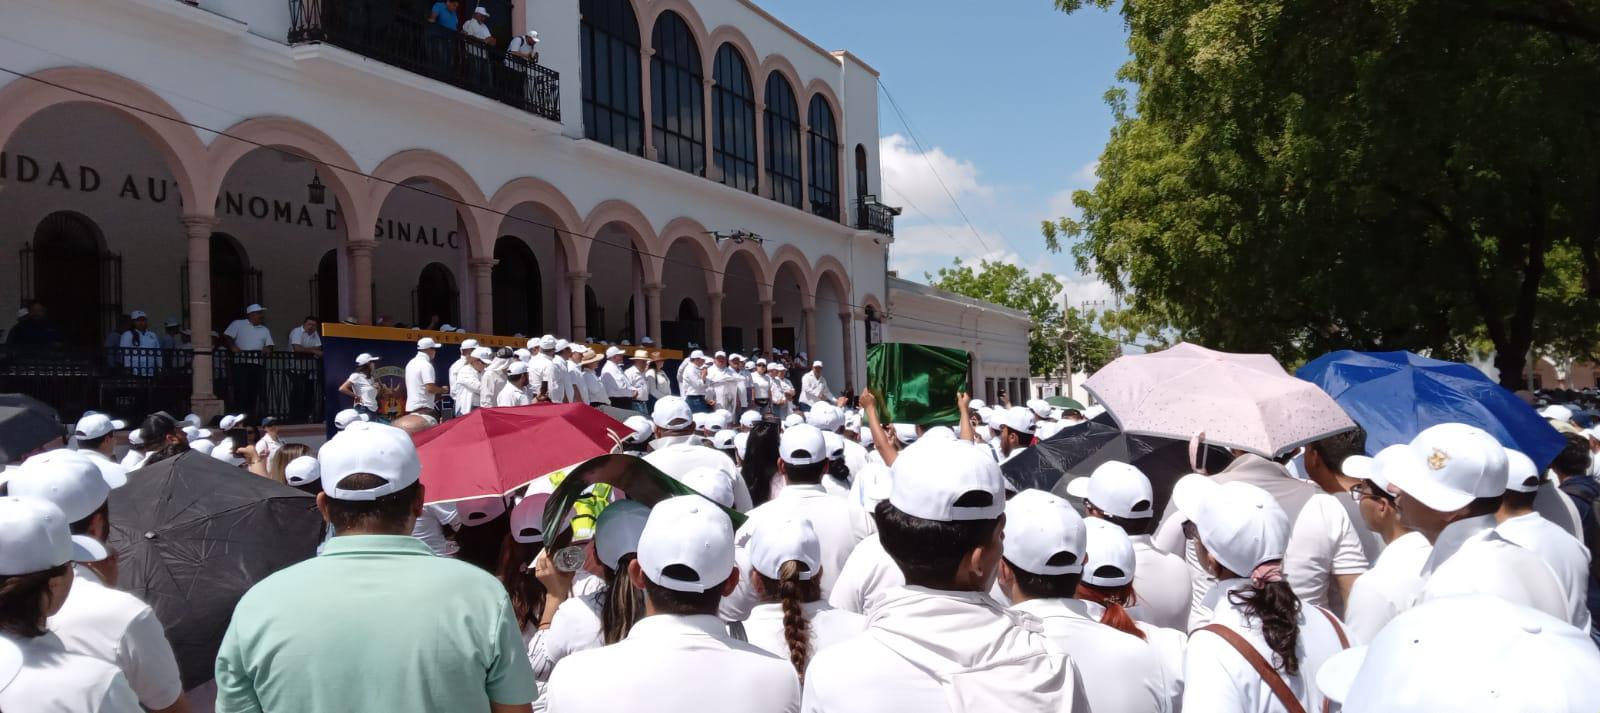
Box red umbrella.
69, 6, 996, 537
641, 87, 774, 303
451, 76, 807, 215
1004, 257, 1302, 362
412, 404, 629, 503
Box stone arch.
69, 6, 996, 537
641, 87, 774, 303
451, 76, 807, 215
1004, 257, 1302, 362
813, 255, 852, 313
578, 199, 661, 283
488, 176, 584, 260
757, 55, 805, 113
860, 293, 885, 318
0, 67, 207, 211
658, 217, 718, 294
369, 149, 490, 257
205, 116, 371, 244
643, 0, 713, 75
768, 244, 814, 303
706, 25, 760, 97
717, 240, 772, 302
804, 78, 844, 133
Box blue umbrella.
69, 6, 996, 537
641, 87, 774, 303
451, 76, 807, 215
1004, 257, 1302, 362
1297, 350, 1565, 469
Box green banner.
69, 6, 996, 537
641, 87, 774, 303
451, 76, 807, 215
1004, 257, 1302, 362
867, 342, 971, 426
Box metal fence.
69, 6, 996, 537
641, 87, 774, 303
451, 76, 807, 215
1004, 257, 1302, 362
856, 195, 901, 237
0, 347, 323, 424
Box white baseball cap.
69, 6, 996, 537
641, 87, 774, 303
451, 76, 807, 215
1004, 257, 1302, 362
319, 422, 422, 501
539, 336, 557, 351
471, 347, 493, 361
822, 431, 845, 461
457, 496, 507, 526
555, 339, 570, 352
1026, 399, 1052, 419
354, 353, 380, 366
729, 353, 744, 363
1503, 448, 1543, 493
473, 5, 488, 15
594, 500, 651, 570
689, 350, 706, 361
749, 516, 822, 581
1065, 461, 1154, 520
969, 398, 987, 410
0, 496, 107, 575
707, 410, 733, 431
126, 430, 145, 447
416, 337, 441, 350
641, 336, 654, 345
714, 351, 728, 359
1387, 423, 1508, 512
651, 396, 694, 431
129, 310, 147, 320
811, 360, 823, 368
284, 456, 321, 487
73, 413, 126, 441
739, 410, 762, 428
1316, 595, 1600, 713
508, 361, 529, 376
1342, 444, 1419, 494
889, 439, 1006, 522
636, 495, 735, 593
1171, 475, 1289, 578
783, 413, 804, 428
892, 423, 920, 446
677, 466, 735, 508
605, 346, 624, 358
510, 493, 550, 544
439, 324, 457, 333
219, 414, 244, 430
807, 402, 844, 432
1002, 489, 1085, 576
8, 450, 111, 522
1035, 421, 1068, 442
245, 303, 266, 314
1082, 516, 1136, 587
734, 432, 750, 461
711, 429, 737, 452
621, 415, 654, 444
527, 338, 542, 351
780, 424, 827, 465
460, 339, 479, 351
334, 408, 369, 430
999, 406, 1037, 435
1540, 404, 1575, 423
184, 413, 203, 428
770, 362, 786, 372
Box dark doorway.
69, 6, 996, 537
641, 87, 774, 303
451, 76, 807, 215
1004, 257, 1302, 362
855, 144, 868, 200
663, 297, 704, 349
315, 250, 339, 322
493, 237, 542, 335
415, 262, 459, 328
29, 212, 105, 349
210, 233, 253, 335
584, 285, 603, 340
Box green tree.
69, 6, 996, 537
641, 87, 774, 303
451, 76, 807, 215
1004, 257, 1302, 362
1045, 0, 1600, 388
926, 258, 1118, 376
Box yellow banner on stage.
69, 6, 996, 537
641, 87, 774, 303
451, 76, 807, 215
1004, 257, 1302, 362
319, 323, 684, 360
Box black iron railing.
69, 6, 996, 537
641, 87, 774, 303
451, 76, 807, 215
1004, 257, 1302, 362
856, 195, 901, 237
0, 347, 323, 424
288, 0, 560, 122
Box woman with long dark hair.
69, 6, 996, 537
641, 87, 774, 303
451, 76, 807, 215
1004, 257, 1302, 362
527, 501, 650, 688
137, 412, 190, 467
497, 495, 550, 643
338, 353, 382, 416
1173, 476, 1349, 712
741, 516, 863, 682
740, 422, 781, 506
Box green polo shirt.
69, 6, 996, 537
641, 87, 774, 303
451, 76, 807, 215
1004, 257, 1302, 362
215, 535, 536, 713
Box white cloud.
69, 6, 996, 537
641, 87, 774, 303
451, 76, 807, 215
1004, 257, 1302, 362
888, 223, 1019, 280
1044, 160, 1100, 221
879, 134, 992, 220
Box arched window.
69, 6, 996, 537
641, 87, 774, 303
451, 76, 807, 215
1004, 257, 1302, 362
808, 95, 840, 221
650, 12, 704, 175
315, 249, 339, 322
415, 263, 459, 327
764, 73, 802, 208
493, 237, 542, 335
27, 211, 106, 348
712, 45, 757, 193
581, 0, 644, 155
855, 144, 868, 199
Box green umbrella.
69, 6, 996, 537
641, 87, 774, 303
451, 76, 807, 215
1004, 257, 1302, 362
1046, 396, 1085, 410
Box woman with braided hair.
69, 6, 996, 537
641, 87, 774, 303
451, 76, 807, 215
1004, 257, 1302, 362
741, 516, 864, 680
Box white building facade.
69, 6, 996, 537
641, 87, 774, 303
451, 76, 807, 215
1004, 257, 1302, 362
883, 277, 1033, 405
1, 0, 912, 417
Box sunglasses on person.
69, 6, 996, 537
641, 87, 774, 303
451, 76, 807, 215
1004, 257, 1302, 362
1349, 481, 1395, 504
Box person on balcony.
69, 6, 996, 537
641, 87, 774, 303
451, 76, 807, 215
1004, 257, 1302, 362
5, 300, 61, 348
118, 310, 161, 377
222, 304, 275, 417
462, 6, 494, 45
507, 30, 539, 62
289, 316, 323, 423
426, 0, 463, 65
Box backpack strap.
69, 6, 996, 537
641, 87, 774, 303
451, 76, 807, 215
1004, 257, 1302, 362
1316, 606, 1350, 649
1197, 624, 1307, 713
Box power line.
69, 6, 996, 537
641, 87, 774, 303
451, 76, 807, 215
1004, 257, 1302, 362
876, 79, 999, 256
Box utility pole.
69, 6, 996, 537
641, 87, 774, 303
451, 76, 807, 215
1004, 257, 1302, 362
1061, 325, 1074, 399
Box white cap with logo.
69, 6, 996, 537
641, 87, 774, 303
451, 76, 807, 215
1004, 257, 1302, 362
1002, 489, 1085, 575
594, 500, 651, 570
319, 422, 422, 501
461, 339, 480, 351
7, 450, 112, 522
284, 456, 321, 487
779, 424, 827, 465
749, 516, 822, 581
0, 496, 107, 575
636, 495, 736, 592
1171, 475, 1289, 578
1065, 461, 1154, 520
416, 337, 441, 350
889, 439, 1006, 522
1385, 423, 1508, 512
1082, 516, 1136, 587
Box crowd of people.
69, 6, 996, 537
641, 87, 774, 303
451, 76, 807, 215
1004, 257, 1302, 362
6, 351, 1600, 712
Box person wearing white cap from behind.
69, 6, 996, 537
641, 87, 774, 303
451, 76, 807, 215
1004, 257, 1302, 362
678, 465, 737, 509
739, 409, 763, 432
0, 496, 142, 713
648, 396, 704, 449
1337, 446, 1434, 642
1315, 594, 1600, 713
783, 412, 804, 429
404, 337, 446, 416
215, 422, 537, 713
545, 496, 800, 713
1170, 475, 1350, 713
120, 428, 147, 471
477, 346, 514, 410
827, 462, 904, 618
803, 439, 1087, 713
1067, 461, 1191, 631
799, 359, 835, 410
644, 397, 753, 513
600, 346, 634, 409
284, 455, 322, 495
616, 415, 654, 456
767, 361, 796, 421
998, 490, 1168, 713
1078, 518, 1187, 713
711, 430, 739, 462
117, 309, 161, 376
333, 408, 369, 430
741, 516, 866, 676
72, 413, 130, 489
1493, 447, 1592, 632
9, 451, 186, 712
497, 361, 535, 406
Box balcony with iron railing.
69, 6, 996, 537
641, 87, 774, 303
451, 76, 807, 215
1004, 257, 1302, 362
287, 0, 559, 122
856, 195, 901, 237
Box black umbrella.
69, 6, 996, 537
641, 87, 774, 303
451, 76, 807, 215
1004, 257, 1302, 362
0, 392, 63, 463
108, 451, 323, 690
1001, 416, 1232, 517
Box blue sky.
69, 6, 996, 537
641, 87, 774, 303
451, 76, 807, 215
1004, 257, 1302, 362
763, 0, 1131, 307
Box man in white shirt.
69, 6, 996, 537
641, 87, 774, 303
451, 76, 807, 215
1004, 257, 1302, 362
768, 363, 795, 420
1001, 490, 1169, 713
117, 310, 161, 376
544, 340, 573, 403
70, 414, 131, 490
722, 426, 863, 621
286, 316, 323, 357
447, 339, 479, 405
565, 343, 588, 403
506, 30, 538, 61
1066, 461, 1191, 631
1496, 447, 1591, 631
285, 315, 325, 421
221, 304, 274, 415
461, 5, 493, 43
996, 406, 1035, 464
678, 350, 710, 412
546, 496, 799, 713
601, 347, 634, 409
646, 354, 673, 409
622, 351, 652, 415
1340, 446, 1434, 642
802, 439, 1087, 713
405, 337, 446, 415
800, 360, 834, 410
528, 336, 559, 402
705, 352, 742, 411
453, 347, 491, 417
9, 451, 187, 713
497, 361, 534, 406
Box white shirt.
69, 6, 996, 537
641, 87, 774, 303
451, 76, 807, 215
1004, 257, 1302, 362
498, 382, 533, 407
1422, 523, 1575, 626
725, 484, 863, 621
801, 586, 1087, 713
118, 329, 160, 350
601, 360, 632, 399
800, 371, 833, 406
527, 591, 603, 684
254, 433, 281, 460
565, 359, 587, 402
528, 354, 559, 401
1181, 578, 1348, 713
679, 360, 708, 397
771, 375, 795, 405
1496, 511, 1592, 632
287, 325, 322, 350
404, 352, 437, 412
623, 365, 649, 401
411, 503, 459, 556
546, 356, 573, 403
647, 367, 673, 400
547, 614, 800, 713
461, 17, 492, 41
48, 564, 184, 709
743, 600, 865, 664
826, 534, 904, 618
480, 360, 509, 409
1013, 598, 1171, 713
0, 632, 142, 713
752, 371, 772, 400
707, 364, 744, 409
581, 369, 607, 404
120, 449, 146, 470
1343, 531, 1431, 643
454, 366, 483, 416
1283, 493, 1371, 611
447, 356, 469, 397
118, 329, 161, 375
1131, 534, 1193, 631
222, 319, 273, 351
346, 372, 378, 411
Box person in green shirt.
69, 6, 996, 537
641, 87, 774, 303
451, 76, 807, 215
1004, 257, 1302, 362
214, 422, 537, 713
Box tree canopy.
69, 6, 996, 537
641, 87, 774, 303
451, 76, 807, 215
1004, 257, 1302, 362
926, 258, 1119, 376
1046, 0, 1600, 386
